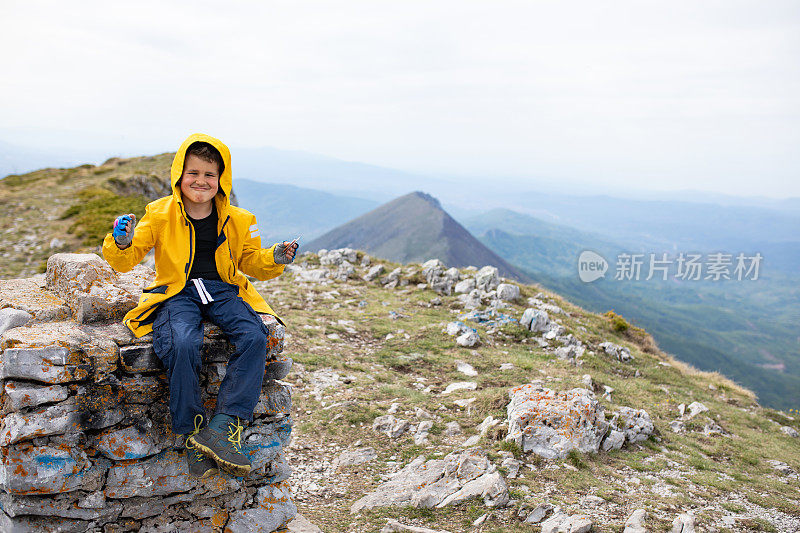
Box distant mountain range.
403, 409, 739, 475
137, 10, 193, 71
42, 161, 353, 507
302, 192, 530, 282
233, 180, 379, 245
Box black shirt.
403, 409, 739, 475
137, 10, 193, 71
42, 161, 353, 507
187, 203, 222, 281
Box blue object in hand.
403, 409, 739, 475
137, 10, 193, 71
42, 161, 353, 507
112, 215, 131, 239
112, 214, 136, 247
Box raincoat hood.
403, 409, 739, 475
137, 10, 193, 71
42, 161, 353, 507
170, 133, 233, 213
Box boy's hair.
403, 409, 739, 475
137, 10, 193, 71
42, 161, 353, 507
185, 141, 225, 176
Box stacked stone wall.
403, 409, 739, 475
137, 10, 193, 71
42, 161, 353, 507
0, 254, 295, 532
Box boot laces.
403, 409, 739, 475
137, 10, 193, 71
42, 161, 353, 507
227, 417, 244, 453
185, 413, 206, 461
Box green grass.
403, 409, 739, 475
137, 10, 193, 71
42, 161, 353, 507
61, 186, 149, 246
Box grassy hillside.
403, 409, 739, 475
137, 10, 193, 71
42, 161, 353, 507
0, 154, 174, 277
259, 253, 800, 532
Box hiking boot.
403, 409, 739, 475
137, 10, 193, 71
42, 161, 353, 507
184, 414, 217, 479
188, 413, 251, 477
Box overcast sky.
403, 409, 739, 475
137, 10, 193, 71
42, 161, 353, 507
1, 0, 798, 197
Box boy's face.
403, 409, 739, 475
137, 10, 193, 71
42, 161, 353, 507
180, 154, 220, 208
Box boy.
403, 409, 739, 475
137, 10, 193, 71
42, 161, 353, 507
102, 133, 298, 479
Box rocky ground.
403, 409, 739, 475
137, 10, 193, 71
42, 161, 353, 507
259, 249, 799, 533
1, 246, 798, 532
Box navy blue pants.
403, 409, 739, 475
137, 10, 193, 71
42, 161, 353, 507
151, 279, 268, 434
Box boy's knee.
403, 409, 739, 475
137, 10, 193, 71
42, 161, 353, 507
241, 324, 268, 352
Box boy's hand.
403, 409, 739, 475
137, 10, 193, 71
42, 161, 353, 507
112, 214, 136, 249
273, 239, 298, 264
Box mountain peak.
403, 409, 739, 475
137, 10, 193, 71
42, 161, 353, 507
305, 192, 529, 281
402, 191, 442, 209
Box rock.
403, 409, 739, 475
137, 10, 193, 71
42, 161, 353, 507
456, 330, 480, 347
767, 459, 795, 475
0, 278, 71, 321
554, 344, 585, 362
360, 254, 371, 267
506, 384, 609, 459
296, 268, 329, 282
421, 259, 445, 275
319, 248, 357, 266
0, 401, 80, 445
456, 361, 477, 376
528, 297, 564, 315
0, 491, 122, 521
669, 420, 686, 433
500, 363, 514, 371
77, 490, 106, 509
623, 509, 648, 533
463, 435, 481, 447
333, 447, 377, 470
363, 264, 385, 281
781, 425, 799, 438
0, 445, 109, 495
686, 401, 709, 419
334, 260, 355, 281
372, 415, 410, 439
225, 482, 297, 533
453, 397, 476, 408
0, 308, 32, 336
287, 513, 324, 533
444, 421, 462, 436
500, 456, 521, 478
105, 449, 196, 498
478, 415, 499, 435
96, 425, 167, 461
496, 283, 520, 301
524, 503, 554, 523
49, 237, 65, 249
581, 374, 593, 389
454, 278, 476, 294
459, 288, 483, 309
3, 382, 69, 411
615, 407, 654, 443
702, 421, 727, 436
380, 519, 453, 533
424, 261, 455, 295
540, 512, 593, 533
46, 253, 153, 324
598, 342, 634, 362
381, 267, 402, 286
601, 429, 625, 451
351, 448, 508, 513
446, 322, 467, 336
475, 266, 499, 291
442, 382, 477, 395
520, 308, 551, 332
670, 513, 696, 533
415, 407, 434, 420
415, 420, 433, 445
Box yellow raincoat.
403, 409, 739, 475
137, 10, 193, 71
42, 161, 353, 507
102, 133, 284, 337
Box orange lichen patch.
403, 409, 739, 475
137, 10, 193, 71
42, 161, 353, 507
0, 279, 69, 318
211, 510, 228, 527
